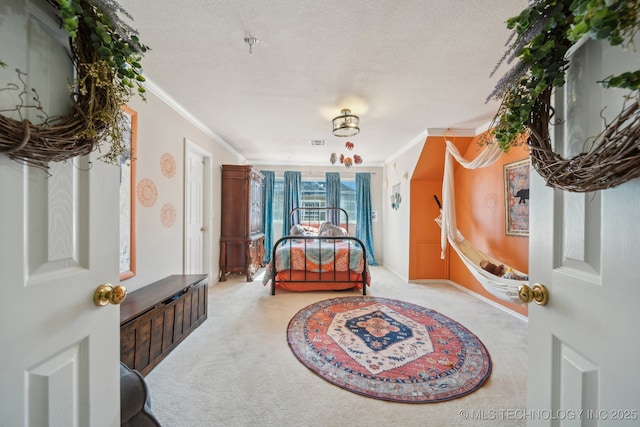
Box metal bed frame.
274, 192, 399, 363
270, 207, 368, 295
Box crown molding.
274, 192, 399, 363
144, 78, 245, 162
385, 130, 429, 165
426, 128, 477, 137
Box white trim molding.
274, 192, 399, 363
144, 78, 245, 162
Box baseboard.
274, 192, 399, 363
411, 279, 528, 323
379, 263, 409, 283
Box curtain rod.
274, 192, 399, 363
270, 170, 376, 177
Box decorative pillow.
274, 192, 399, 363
318, 221, 332, 236
290, 224, 306, 236
304, 225, 319, 235
319, 221, 348, 237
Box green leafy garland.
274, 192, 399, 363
488, 0, 640, 151
54, 0, 149, 164
54, 0, 148, 99
0, 0, 148, 168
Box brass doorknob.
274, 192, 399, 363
94, 283, 127, 307
518, 283, 549, 306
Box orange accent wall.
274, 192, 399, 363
409, 134, 529, 316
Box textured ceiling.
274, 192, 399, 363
117, 0, 528, 166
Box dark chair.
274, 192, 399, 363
120, 362, 162, 427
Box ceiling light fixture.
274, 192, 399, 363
244, 37, 258, 54
332, 109, 360, 137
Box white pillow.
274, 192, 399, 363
290, 224, 305, 236
320, 222, 347, 237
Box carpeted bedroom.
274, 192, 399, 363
144, 266, 527, 426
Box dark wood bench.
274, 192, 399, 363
120, 274, 208, 376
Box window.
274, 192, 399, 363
272, 178, 356, 233
340, 181, 357, 223
301, 181, 326, 223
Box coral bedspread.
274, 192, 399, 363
263, 239, 370, 293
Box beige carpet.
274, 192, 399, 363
144, 266, 527, 427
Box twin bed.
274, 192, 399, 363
263, 207, 370, 295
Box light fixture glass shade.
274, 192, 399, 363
332, 109, 360, 137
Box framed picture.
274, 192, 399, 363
390, 183, 401, 210
504, 159, 529, 236
120, 106, 137, 280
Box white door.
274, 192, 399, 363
184, 141, 210, 274
527, 38, 640, 424
0, 1, 121, 426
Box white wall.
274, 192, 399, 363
381, 135, 426, 281
124, 87, 241, 292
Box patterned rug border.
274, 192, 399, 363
286, 296, 492, 403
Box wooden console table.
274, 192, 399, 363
120, 274, 208, 376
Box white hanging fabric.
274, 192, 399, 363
439, 138, 528, 304
440, 139, 503, 258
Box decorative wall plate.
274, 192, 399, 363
160, 153, 176, 178
160, 202, 176, 227
136, 178, 158, 207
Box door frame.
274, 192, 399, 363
183, 138, 212, 277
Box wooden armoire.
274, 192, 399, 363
219, 165, 264, 281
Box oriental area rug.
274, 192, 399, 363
287, 296, 492, 403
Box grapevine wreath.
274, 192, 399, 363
487, 0, 640, 192
0, 0, 148, 169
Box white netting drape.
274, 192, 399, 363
439, 139, 528, 304
440, 139, 503, 258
